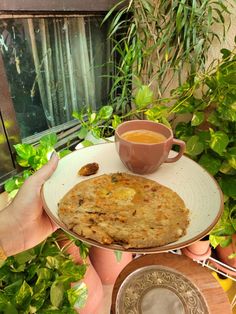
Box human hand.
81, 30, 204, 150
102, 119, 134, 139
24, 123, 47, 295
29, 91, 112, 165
0, 153, 59, 257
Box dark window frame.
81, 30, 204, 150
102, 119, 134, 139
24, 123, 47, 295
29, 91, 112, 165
0, 0, 120, 191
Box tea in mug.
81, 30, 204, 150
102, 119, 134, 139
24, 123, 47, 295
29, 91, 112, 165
120, 129, 167, 144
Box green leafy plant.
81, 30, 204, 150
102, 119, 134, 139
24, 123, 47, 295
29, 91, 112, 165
104, 0, 230, 114
167, 47, 236, 248
0, 233, 88, 314
72, 105, 114, 147
4, 133, 70, 198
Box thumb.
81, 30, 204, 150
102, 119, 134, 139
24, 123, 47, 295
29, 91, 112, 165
32, 152, 59, 184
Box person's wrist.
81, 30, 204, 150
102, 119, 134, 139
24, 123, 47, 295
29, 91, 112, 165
0, 206, 24, 257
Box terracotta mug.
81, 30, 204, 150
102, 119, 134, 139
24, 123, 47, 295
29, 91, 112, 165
115, 120, 186, 174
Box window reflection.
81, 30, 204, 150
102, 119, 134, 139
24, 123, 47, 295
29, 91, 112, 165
0, 16, 112, 138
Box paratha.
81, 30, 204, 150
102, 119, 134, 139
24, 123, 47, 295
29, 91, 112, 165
58, 173, 189, 249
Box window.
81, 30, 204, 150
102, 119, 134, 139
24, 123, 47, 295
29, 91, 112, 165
0, 0, 119, 189
1, 16, 112, 139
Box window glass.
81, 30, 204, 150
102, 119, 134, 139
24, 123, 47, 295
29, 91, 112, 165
0, 16, 112, 139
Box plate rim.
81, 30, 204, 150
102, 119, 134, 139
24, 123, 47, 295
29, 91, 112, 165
41, 142, 224, 253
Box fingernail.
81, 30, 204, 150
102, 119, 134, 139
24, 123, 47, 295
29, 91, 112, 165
49, 151, 58, 160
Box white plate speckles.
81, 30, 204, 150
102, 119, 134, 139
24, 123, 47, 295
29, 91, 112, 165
42, 142, 223, 253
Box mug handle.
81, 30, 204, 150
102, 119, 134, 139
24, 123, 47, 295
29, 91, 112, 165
165, 138, 186, 163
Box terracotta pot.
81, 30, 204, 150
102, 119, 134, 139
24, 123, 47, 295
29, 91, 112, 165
181, 237, 211, 261
216, 234, 236, 268
58, 237, 104, 314
89, 246, 133, 285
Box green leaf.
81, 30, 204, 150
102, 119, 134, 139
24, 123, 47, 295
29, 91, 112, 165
14, 143, 36, 161
40, 133, 57, 148
209, 130, 229, 155
81, 140, 94, 147
4, 178, 18, 193
198, 154, 221, 175
186, 136, 204, 156
59, 150, 71, 158
2, 303, 18, 314
207, 111, 221, 127
134, 85, 153, 109
14, 249, 37, 265
0, 293, 10, 308
226, 147, 236, 169
88, 112, 96, 124
77, 127, 88, 139
220, 160, 236, 175
191, 112, 204, 126
50, 281, 64, 308
36, 268, 52, 283
219, 176, 236, 198
174, 122, 193, 141
98, 106, 113, 120
209, 235, 232, 249
72, 111, 83, 121
112, 115, 122, 129
67, 282, 88, 308
15, 280, 33, 309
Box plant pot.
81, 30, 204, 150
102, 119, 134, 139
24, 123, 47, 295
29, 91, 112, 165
216, 234, 236, 268
181, 236, 211, 261
58, 237, 104, 314
89, 246, 133, 285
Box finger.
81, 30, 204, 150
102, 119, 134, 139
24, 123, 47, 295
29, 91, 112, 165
31, 152, 59, 184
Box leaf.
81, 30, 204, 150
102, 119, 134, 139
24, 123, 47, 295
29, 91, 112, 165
2, 303, 18, 314
50, 281, 64, 308
59, 150, 71, 158
77, 127, 88, 139
220, 160, 236, 175
15, 280, 33, 309
98, 106, 113, 120
36, 268, 52, 283
209, 130, 229, 155
40, 133, 57, 148
174, 122, 193, 141
14, 249, 37, 265
209, 235, 232, 249
14, 143, 36, 161
88, 112, 96, 124
72, 111, 83, 121
226, 147, 236, 169
4, 178, 18, 193
134, 85, 154, 109
219, 176, 236, 198
67, 282, 88, 309
112, 115, 122, 129
81, 140, 94, 147
207, 111, 221, 127
198, 154, 221, 175
191, 112, 204, 126
186, 136, 204, 156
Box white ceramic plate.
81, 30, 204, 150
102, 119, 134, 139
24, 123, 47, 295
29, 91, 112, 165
42, 142, 223, 253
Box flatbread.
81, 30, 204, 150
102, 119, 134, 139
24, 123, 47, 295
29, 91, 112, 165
58, 173, 189, 249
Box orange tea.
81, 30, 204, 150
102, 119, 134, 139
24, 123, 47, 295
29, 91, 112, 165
121, 129, 167, 144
